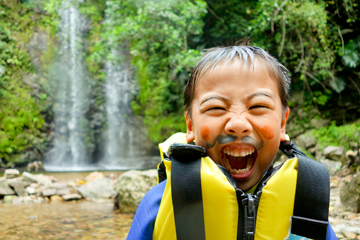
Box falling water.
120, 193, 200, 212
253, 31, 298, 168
45, 0, 155, 171
46, 1, 89, 170
102, 44, 138, 168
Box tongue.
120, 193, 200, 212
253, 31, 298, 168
227, 155, 248, 169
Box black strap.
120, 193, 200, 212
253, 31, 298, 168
170, 143, 206, 240
157, 161, 167, 183
280, 141, 330, 240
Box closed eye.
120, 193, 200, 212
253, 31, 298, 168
249, 105, 268, 110
207, 107, 226, 111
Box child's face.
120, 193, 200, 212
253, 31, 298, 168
185, 58, 289, 191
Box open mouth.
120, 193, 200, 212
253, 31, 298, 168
220, 145, 257, 175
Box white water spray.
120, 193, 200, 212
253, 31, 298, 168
48, 0, 88, 169
45, 0, 153, 171
102, 44, 137, 168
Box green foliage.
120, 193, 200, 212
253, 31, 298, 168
201, 0, 257, 45
342, 38, 360, 68
1, 0, 359, 160
312, 91, 330, 106
250, 0, 336, 97
99, 0, 207, 143
0, 1, 54, 164
329, 77, 345, 93
312, 120, 360, 150
204, 0, 359, 114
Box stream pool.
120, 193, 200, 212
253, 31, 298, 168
0, 170, 135, 239
0, 199, 134, 239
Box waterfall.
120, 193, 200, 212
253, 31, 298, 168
102, 43, 138, 168
46, 0, 89, 170
44, 0, 154, 171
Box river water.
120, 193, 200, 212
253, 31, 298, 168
0, 200, 133, 239
0, 171, 134, 239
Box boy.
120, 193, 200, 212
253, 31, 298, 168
127, 44, 337, 239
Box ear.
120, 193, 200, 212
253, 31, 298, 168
280, 107, 290, 142
185, 113, 195, 142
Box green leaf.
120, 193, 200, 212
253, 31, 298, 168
342, 51, 359, 68
329, 78, 345, 93
342, 40, 360, 68
5, 147, 13, 154
316, 95, 329, 106
39, 93, 47, 101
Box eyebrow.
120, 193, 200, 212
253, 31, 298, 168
245, 92, 274, 101
199, 91, 275, 106
200, 96, 229, 105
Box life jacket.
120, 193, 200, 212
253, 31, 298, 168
153, 133, 330, 240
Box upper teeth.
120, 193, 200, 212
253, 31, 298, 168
224, 148, 255, 157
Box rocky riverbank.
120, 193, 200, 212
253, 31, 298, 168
0, 170, 119, 204
329, 169, 360, 239
0, 165, 359, 239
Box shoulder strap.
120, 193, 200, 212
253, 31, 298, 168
157, 133, 192, 184
169, 143, 207, 240
280, 141, 330, 240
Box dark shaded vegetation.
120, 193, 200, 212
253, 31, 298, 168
0, 0, 359, 165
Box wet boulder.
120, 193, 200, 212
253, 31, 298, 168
25, 185, 37, 195
41, 188, 57, 197
294, 131, 316, 151
77, 177, 116, 199
85, 171, 104, 182
26, 161, 44, 172
4, 169, 20, 179
346, 150, 360, 168
3, 195, 18, 204
0, 178, 15, 196
323, 146, 345, 163
340, 173, 360, 213
7, 177, 30, 196
22, 172, 52, 186
62, 193, 82, 201
114, 170, 157, 213
53, 183, 71, 196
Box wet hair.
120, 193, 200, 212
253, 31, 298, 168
183, 44, 291, 116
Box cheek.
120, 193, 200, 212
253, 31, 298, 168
200, 125, 210, 141
260, 125, 274, 140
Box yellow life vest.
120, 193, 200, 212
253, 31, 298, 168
154, 133, 329, 240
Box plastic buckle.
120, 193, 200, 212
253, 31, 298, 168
167, 143, 207, 162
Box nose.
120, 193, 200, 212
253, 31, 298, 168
224, 113, 253, 136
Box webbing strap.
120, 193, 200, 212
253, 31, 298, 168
280, 141, 330, 240
170, 143, 206, 240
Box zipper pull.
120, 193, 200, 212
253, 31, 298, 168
242, 193, 258, 239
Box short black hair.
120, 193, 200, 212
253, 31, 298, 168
184, 44, 291, 116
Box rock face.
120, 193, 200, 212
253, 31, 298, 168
114, 170, 157, 213
340, 173, 360, 213
295, 131, 316, 151
324, 146, 345, 163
